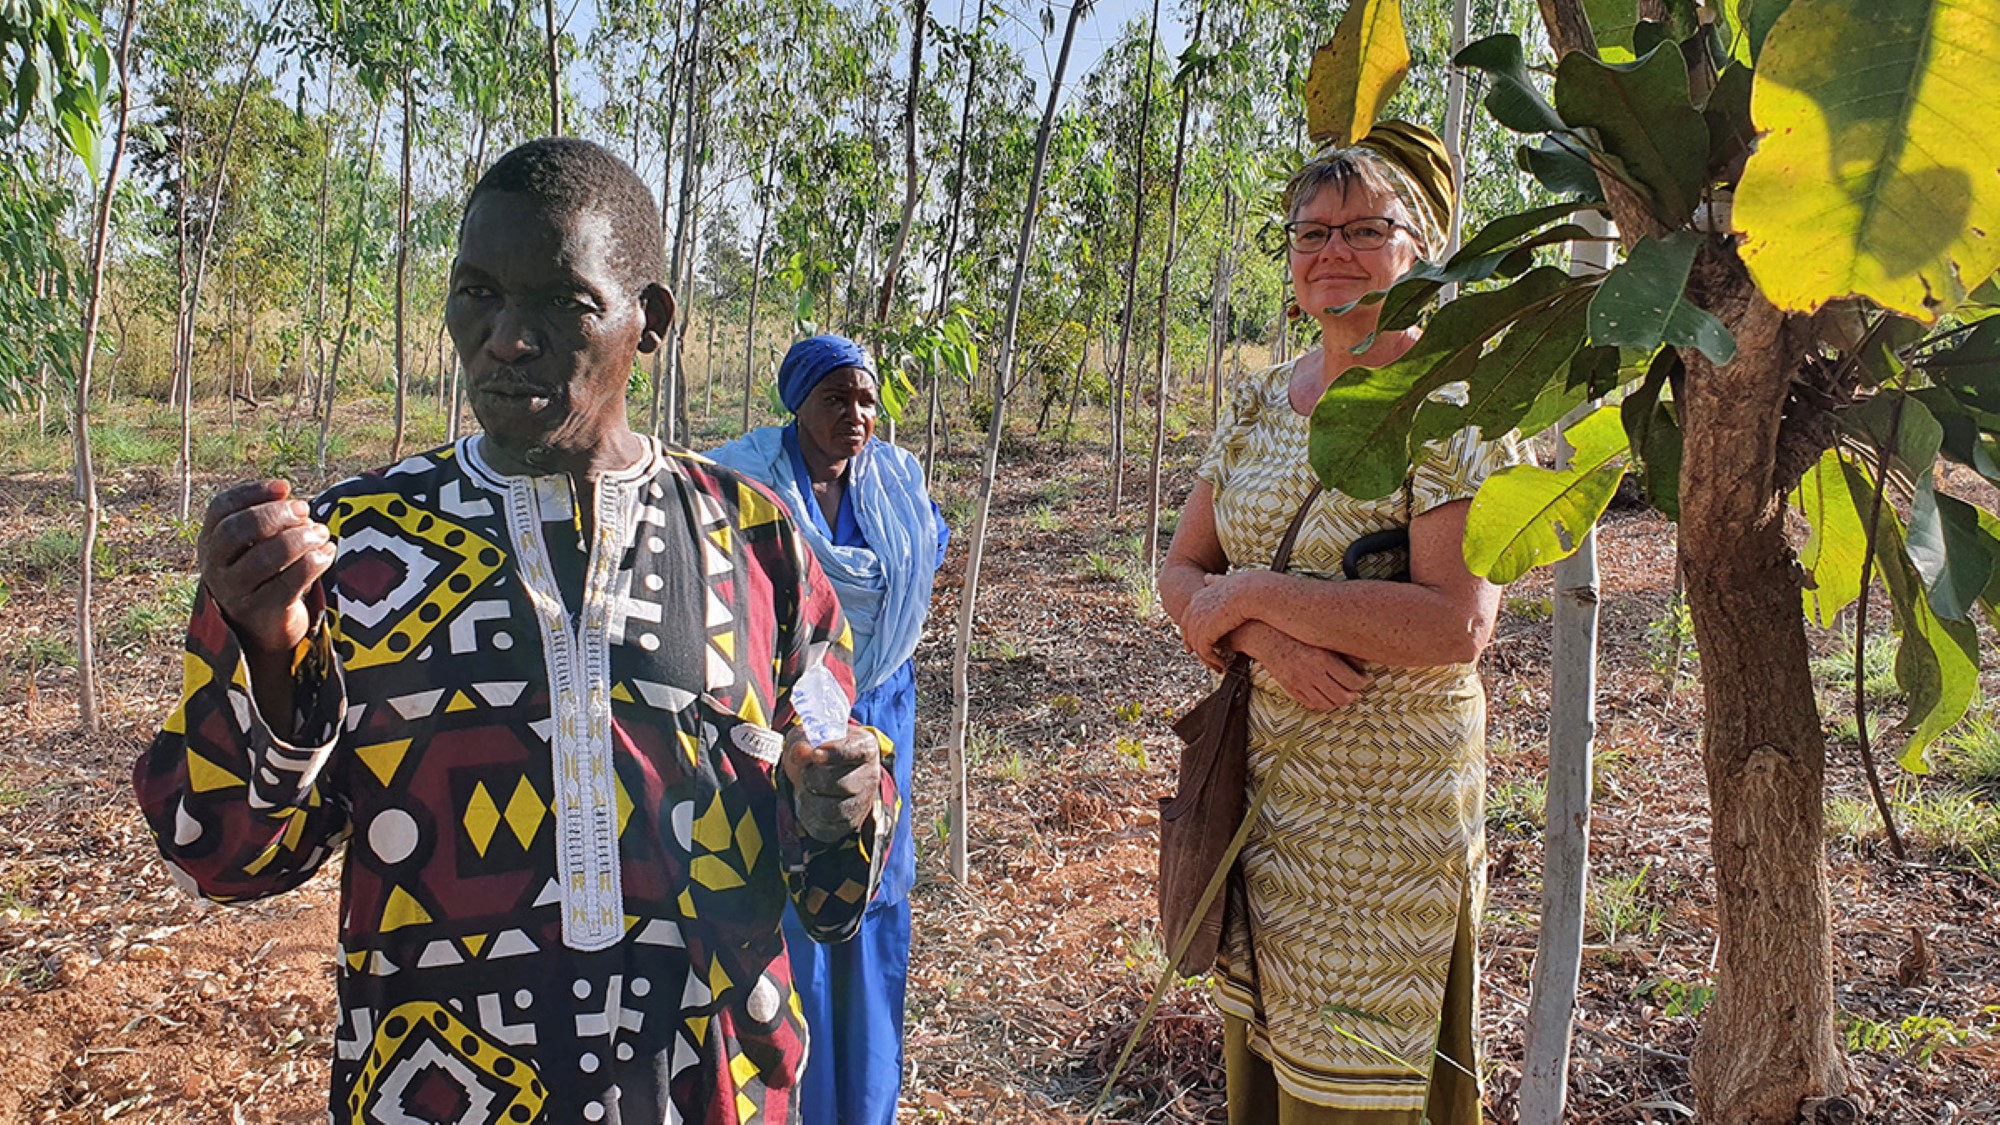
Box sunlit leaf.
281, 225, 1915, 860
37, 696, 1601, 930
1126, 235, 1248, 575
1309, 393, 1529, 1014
1554, 44, 1710, 224
1735, 0, 2000, 320
1462, 405, 1628, 583
1587, 233, 1737, 363
1304, 0, 1409, 148
1582, 0, 1640, 60
1792, 449, 1868, 626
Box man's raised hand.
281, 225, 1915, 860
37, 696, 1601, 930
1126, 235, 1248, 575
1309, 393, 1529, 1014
784, 725, 882, 843
197, 480, 335, 660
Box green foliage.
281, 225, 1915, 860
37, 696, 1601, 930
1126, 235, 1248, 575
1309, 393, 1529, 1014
1462, 406, 1627, 582
1639, 975, 1716, 1019
1587, 867, 1664, 944
1644, 592, 1697, 686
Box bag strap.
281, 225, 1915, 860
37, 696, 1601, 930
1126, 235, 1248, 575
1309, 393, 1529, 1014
1270, 483, 1323, 575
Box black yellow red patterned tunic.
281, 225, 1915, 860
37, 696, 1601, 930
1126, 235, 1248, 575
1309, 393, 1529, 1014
133, 436, 897, 1125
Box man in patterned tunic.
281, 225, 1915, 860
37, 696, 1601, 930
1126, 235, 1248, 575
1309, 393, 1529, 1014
133, 138, 896, 1125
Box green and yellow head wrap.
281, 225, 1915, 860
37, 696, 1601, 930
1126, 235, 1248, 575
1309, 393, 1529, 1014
1291, 120, 1457, 257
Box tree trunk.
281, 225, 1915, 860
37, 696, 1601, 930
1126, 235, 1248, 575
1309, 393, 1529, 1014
652, 0, 689, 437
926, 0, 986, 468
298, 66, 336, 429
1143, 1, 1201, 579
317, 103, 386, 479
1679, 259, 1845, 1121
174, 20, 271, 519
874, 0, 932, 325
543, 0, 564, 134
945, 0, 1092, 882
73, 0, 139, 732
392, 69, 415, 460
1519, 221, 1613, 1125
741, 143, 773, 435
1109, 0, 1160, 517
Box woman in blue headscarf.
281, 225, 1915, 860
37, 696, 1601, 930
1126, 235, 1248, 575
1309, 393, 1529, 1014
707, 334, 948, 1125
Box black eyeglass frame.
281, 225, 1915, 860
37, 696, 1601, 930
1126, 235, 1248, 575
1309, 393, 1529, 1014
1281, 216, 1411, 254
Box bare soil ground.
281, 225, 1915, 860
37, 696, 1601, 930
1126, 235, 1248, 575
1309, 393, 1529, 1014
0, 408, 1996, 1123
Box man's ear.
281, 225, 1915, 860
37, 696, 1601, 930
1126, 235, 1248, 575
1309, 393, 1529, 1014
637, 282, 676, 355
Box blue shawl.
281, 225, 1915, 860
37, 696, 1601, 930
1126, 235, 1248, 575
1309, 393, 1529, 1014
706, 427, 943, 694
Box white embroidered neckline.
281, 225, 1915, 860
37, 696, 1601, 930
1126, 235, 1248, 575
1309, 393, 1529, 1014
464, 434, 663, 952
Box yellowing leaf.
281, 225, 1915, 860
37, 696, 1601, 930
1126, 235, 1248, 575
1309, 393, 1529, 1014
1305, 0, 1410, 148
1735, 0, 2000, 320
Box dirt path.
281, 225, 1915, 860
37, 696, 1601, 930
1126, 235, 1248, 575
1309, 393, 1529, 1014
0, 427, 1995, 1123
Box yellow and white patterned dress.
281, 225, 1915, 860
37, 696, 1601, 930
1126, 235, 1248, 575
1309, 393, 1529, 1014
1199, 359, 1518, 1113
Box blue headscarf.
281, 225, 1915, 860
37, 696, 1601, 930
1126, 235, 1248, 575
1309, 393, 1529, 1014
778, 334, 874, 414
708, 336, 946, 694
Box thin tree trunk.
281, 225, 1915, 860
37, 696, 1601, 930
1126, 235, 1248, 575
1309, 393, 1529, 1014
543, 0, 563, 134
927, 0, 987, 460
175, 20, 272, 519
1110, 0, 1160, 516
875, 0, 932, 325
1143, 1, 1202, 579
1520, 222, 1613, 1124
946, 0, 1092, 882
652, 0, 694, 437
74, 0, 139, 732
298, 66, 336, 428
392, 69, 415, 460
317, 103, 386, 479
450, 117, 491, 443
741, 142, 773, 434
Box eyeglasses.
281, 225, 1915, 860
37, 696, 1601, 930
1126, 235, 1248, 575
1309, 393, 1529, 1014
1283, 217, 1406, 254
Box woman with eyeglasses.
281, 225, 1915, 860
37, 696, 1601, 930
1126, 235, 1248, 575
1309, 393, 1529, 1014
1159, 122, 1518, 1124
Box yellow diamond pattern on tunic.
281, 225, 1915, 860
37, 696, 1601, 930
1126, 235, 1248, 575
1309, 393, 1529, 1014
504, 776, 547, 848
1198, 360, 1517, 1113
463, 781, 500, 856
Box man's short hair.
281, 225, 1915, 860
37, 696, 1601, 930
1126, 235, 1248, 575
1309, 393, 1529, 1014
464, 137, 666, 292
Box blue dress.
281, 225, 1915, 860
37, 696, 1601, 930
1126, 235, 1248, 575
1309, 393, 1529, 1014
777, 428, 944, 1125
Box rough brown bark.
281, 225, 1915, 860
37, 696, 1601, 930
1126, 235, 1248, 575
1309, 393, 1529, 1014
1676, 255, 1847, 1122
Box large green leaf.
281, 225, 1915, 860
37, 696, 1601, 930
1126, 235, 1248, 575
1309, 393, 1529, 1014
1310, 269, 1576, 500
1587, 233, 1738, 363
1305, 0, 1409, 148
1908, 474, 1997, 621
1518, 137, 1608, 201
1413, 284, 1594, 446
1735, 0, 2000, 319
1514, 345, 1624, 439
1366, 203, 1606, 333
1455, 34, 1566, 134
1842, 392, 1943, 477
1871, 487, 1982, 771
1554, 45, 1711, 224
1463, 406, 1629, 583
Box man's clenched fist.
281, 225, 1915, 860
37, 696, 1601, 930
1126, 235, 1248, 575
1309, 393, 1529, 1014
783, 726, 882, 843
197, 480, 335, 660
